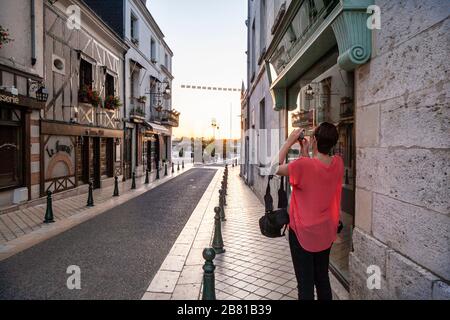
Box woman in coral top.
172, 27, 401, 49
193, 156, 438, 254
277, 122, 343, 300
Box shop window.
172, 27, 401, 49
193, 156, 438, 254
0, 109, 23, 189
288, 65, 355, 287
258, 99, 268, 167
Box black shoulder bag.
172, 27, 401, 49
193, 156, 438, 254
259, 176, 290, 238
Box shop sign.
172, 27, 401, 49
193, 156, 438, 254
46, 140, 74, 157
84, 129, 105, 136
0, 93, 19, 105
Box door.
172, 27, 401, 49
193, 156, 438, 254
124, 128, 132, 179
106, 138, 114, 178
147, 140, 154, 171
82, 137, 90, 184
155, 134, 161, 169
93, 137, 101, 189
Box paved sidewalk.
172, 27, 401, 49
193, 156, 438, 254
0, 164, 193, 260
143, 166, 299, 300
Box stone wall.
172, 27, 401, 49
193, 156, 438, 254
350, 0, 450, 300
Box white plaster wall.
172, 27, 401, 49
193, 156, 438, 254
0, 0, 45, 80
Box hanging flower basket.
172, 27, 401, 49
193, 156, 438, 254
104, 95, 122, 110
0, 26, 14, 49
78, 85, 102, 107
137, 96, 147, 104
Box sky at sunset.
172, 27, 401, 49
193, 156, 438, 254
147, 0, 247, 139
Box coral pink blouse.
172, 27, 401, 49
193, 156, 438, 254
288, 156, 343, 252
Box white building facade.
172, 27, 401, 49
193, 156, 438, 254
85, 0, 177, 180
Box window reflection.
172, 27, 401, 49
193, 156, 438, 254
288, 64, 355, 284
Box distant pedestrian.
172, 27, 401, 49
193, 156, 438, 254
276, 122, 343, 300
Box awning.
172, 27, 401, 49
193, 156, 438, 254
144, 121, 170, 136
130, 58, 146, 71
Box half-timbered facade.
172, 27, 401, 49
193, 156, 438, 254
41, 0, 128, 194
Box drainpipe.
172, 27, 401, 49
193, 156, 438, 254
31, 0, 37, 66
122, 57, 127, 181
121, 0, 127, 181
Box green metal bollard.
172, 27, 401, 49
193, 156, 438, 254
113, 176, 120, 197
212, 207, 225, 254
87, 181, 94, 207
182, 160, 184, 169
44, 191, 55, 223
156, 163, 160, 180
164, 162, 168, 176
172, 162, 175, 174
218, 194, 226, 221
202, 248, 216, 300
177, 162, 180, 171
145, 168, 149, 184
221, 180, 227, 195
220, 185, 227, 206
131, 172, 136, 189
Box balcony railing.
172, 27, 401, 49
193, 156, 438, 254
150, 108, 179, 127
292, 109, 314, 128
129, 105, 146, 122
77, 103, 121, 129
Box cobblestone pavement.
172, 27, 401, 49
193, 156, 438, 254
143, 166, 299, 300
0, 167, 214, 300
0, 164, 193, 260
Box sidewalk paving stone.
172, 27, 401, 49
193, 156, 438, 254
142, 166, 300, 300
143, 165, 346, 300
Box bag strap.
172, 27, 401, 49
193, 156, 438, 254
264, 175, 274, 213
281, 224, 288, 236
277, 176, 288, 209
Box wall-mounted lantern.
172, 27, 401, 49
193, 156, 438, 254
305, 84, 315, 100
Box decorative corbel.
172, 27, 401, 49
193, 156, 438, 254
331, 0, 374, 71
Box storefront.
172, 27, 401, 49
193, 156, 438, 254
142, 121, 170, 171
286, 54, 355, 285
40, 121, 123, 194
0, 72, 46, 207
265, 0, 372, 289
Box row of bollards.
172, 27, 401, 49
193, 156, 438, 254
202, 164, 229, 300
43, 160, 188, 224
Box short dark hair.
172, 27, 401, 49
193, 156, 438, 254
314, 122, 339, 154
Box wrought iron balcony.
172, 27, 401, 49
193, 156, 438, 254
129, 104, 146, 122
292, 109, 314, 128
150, 107, 179, 127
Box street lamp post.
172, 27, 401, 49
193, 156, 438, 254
211, 118, 217, 140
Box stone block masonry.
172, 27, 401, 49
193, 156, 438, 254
351, 1, 450, 299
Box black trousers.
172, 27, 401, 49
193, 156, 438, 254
288, 229, 332, 300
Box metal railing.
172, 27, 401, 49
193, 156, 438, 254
150, 108, 179, 127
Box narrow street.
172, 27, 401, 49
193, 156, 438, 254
0, 168, 216, 300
